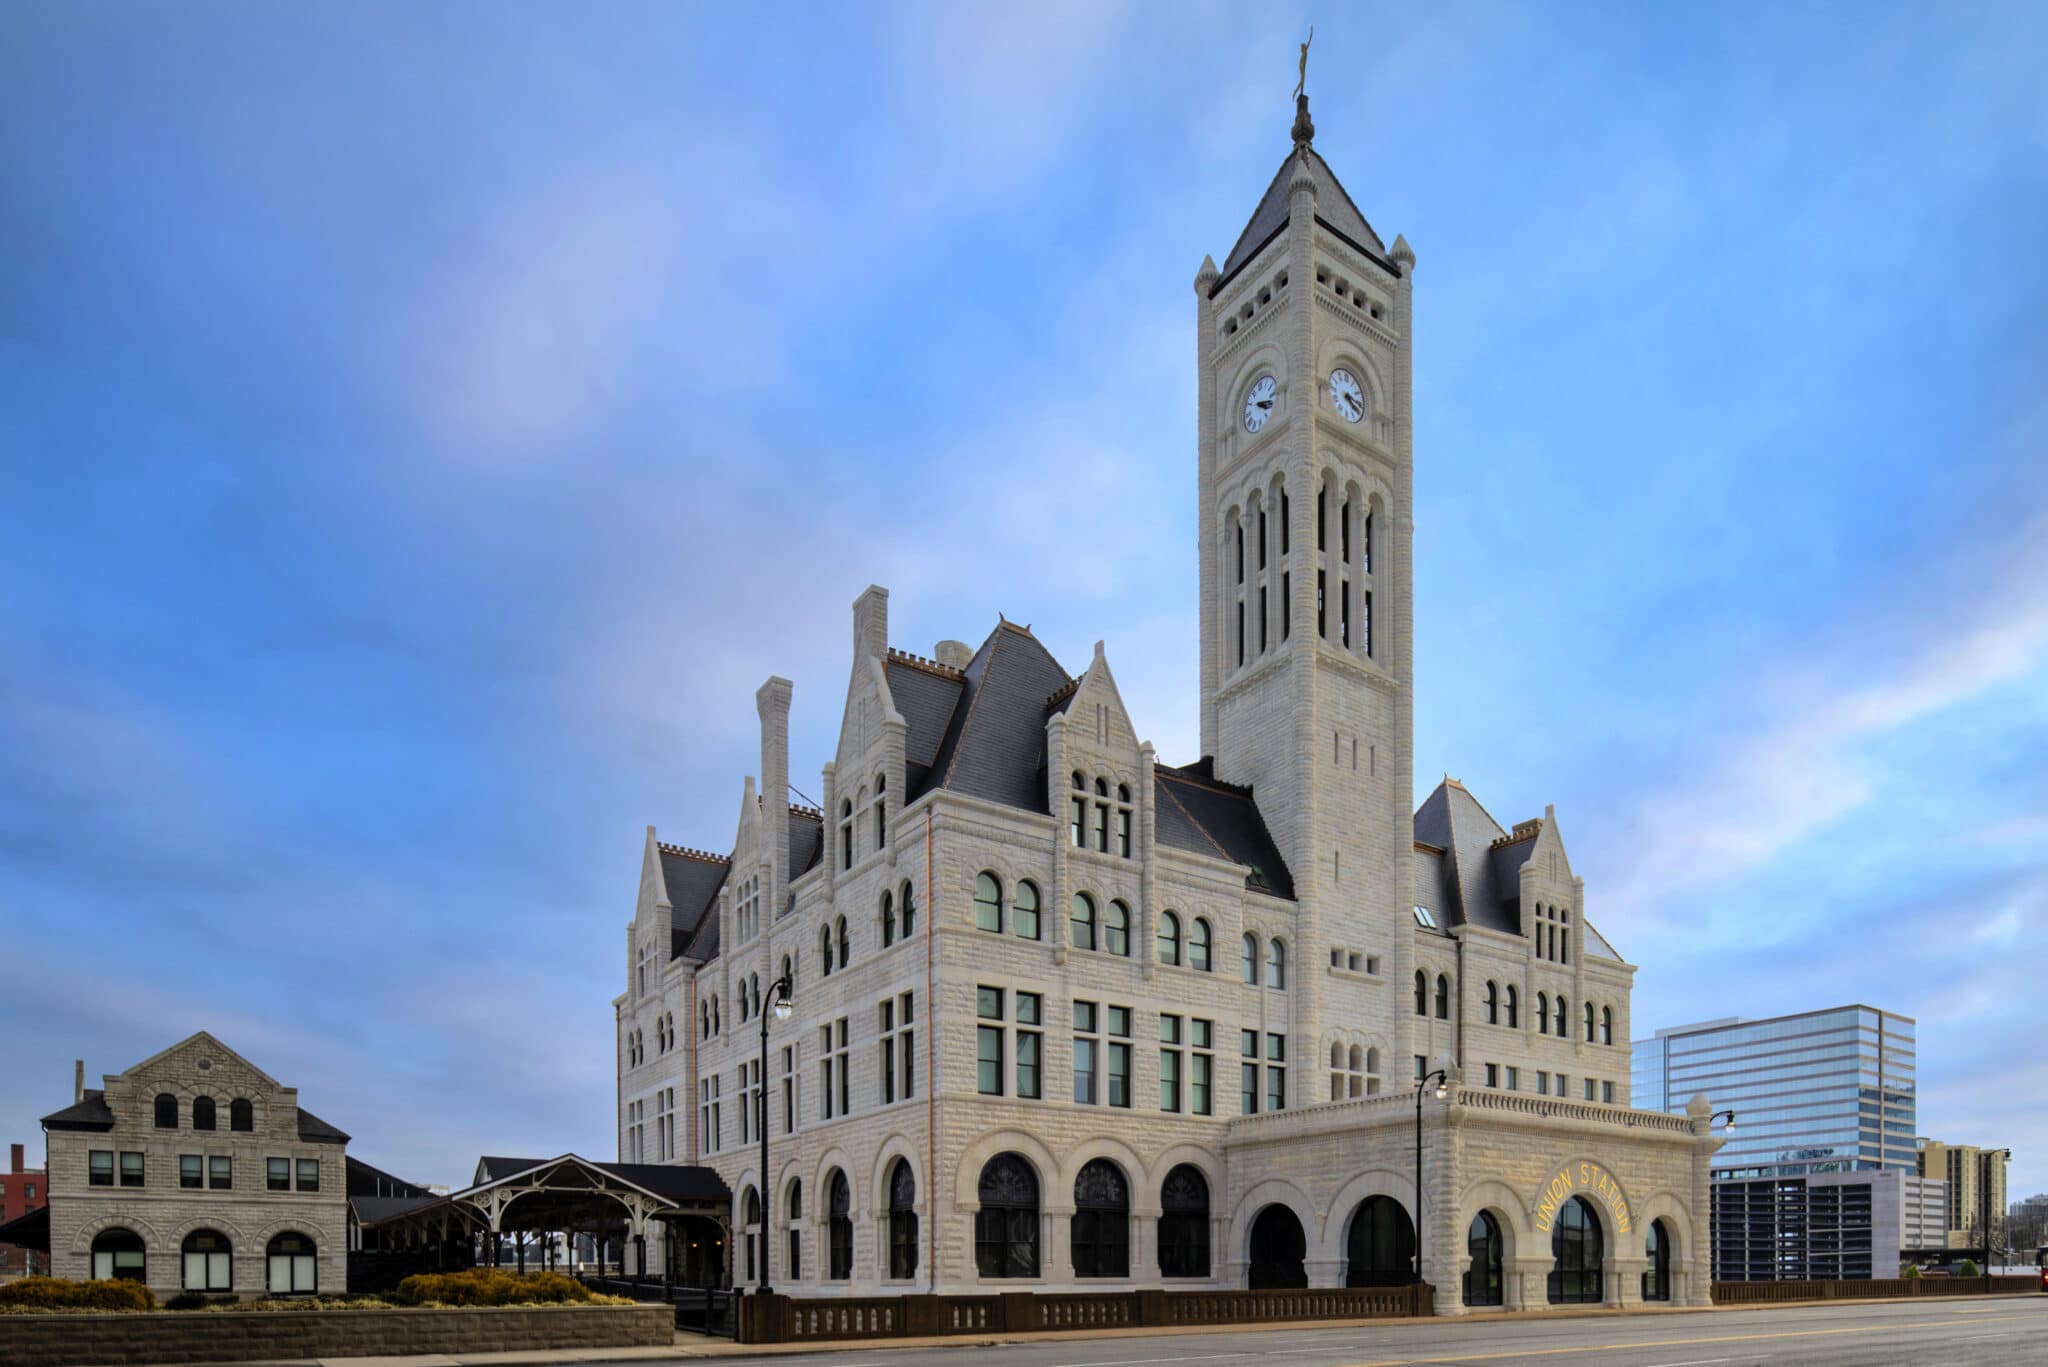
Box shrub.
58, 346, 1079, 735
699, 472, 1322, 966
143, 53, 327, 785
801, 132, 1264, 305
1902, 1263, 1922, 1279
393, 1269, 600, 1308
1959, 1258, 1981, 1277
0, 1277, 157, 1312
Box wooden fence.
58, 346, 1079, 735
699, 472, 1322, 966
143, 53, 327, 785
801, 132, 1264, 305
1711, 1275, 2040, 1305
737, 1284, 1432, 1344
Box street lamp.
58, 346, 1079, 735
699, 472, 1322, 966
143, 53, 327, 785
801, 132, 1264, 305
1414, 1068, 1449, 1286
757, 972, 795, 1295
1711, 1110, 1737, 1133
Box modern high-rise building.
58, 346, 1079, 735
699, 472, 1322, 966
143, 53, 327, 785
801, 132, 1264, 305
1632, 1006, 1916, 1180
1916, 1138, 2011, 1252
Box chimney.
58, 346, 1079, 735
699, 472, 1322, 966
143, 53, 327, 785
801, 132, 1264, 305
74, 1059, 84, 1104
934, 639, 972, 671
852, 585, 888, 663
757, 677, 794, 906
10, 1143, 21, 1174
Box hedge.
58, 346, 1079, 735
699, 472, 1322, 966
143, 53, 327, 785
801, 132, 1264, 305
0, 1278, 157, 1312
393, 1270, 611, 1307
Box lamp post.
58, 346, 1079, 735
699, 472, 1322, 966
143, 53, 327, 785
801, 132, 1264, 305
1711, 1110, 1737, 1135
757, 972, 794, 1295
1414, 1068, 1448, 1285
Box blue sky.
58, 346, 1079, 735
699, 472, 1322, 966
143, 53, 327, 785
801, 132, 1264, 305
3, 2, 2046, 1201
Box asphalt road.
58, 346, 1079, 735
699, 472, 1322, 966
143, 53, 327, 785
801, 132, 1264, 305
672, 1295, 2048, 1367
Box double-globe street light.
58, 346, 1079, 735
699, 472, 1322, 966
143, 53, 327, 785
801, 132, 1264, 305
756, 973, 795, 1295
1413, 1068, 1449, 1286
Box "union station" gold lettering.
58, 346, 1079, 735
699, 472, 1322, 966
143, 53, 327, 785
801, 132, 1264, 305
1533, 1161, 1632, 1236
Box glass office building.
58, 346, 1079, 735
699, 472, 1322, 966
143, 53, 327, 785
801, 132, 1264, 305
1632, 1006, 1916, 1180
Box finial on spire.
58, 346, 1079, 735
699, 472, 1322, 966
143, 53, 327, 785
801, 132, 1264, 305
1291, 26, 1315, 148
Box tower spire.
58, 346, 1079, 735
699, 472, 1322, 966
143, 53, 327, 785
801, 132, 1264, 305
1291, 26, 1314, 148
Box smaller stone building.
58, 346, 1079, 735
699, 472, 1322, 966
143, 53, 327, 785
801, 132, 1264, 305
39, 1032, 349, 1300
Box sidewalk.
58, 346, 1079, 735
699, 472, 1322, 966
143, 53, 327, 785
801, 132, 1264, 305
177, 1288, 2041, 1365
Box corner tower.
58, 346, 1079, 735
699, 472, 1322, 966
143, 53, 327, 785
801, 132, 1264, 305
1196, 91, 1418, 1060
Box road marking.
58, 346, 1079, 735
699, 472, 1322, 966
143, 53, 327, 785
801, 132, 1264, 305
1639, 1359, 1735, 1366
1043, 1355, 1253, 1367
1333, 1313, 2036, 1366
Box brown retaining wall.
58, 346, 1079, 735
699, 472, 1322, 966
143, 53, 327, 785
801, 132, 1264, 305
0, 1303, 674, 1367
1710, 1275, 2040, 1305
738, 1284, 1432, 1344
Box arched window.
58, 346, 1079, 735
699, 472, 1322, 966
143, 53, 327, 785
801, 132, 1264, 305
1331, 1043, 1369, 1100
1537, 992, 1550, 1035
192, 1096, 216, 1131
1435, 974, 1450, 1020
1105, 900, 1130, 956
1071, 1159, 1130, 1278
1158, 911, 1181, 966
819, 924, 833, 976
1505, 985, 1519, 1029
154, 1093, 178, 1129
1069, 772, 1087, 847
92, 1227, 145, 1282
887, 1159, 918, 1281
1244, 933, 1261, 985
974, 1153, 1040, 1278
900, 880, 917, 937
1345, 1195, 1415, 1287
873, 773, 887, 850
785, 1178, 803, 1281
268, 1232, 317, 1296
835, 915, 849, 969
881, 890, 896, 947
1464, 1211, 1504, 1307
840, 800, 853, 870
1189, 917, 1212, 972
1413, 970, 1428, 1015
974, 873, 1002, 933
1070, 893, 1096, 951
1602, 1007, 1614, 1046
1485, 981, 1499, 1025
1584, 1001, 1595, 1042
739, 991, 750, 1026
827, 1169, 853, 1280
1266, 938, 1287, 989
741, 1187, 761, 1283
1157, 1165, 1210, 1277
1553, 995, 1566, 1038
1014, 880, 1041, 940
1642, 1218, 1672, 1302
182, 1229, 233, 1292
1547, 1196, 1604, 1304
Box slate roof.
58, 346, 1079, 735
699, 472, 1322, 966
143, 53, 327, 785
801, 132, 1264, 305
1412, 778, 1520, 935
1219, 143, 1392, 283
916, 622, 1073, 811
788, 807, 823, 886
885, 656, 965, 796
659, 846, 729, 961
0, 1203, 49, 1253
1157, 766, 1295, 900
296, 1108, 350, 1145
351, 1194, 439, 1224
41, 1089, 114, 1131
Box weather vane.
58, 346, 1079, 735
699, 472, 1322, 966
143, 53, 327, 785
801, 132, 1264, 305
1294, 26, 1313, 103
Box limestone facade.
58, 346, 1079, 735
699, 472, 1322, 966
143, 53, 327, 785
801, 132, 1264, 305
42, 1032, 348, 1301
612, 102, 1717, 1313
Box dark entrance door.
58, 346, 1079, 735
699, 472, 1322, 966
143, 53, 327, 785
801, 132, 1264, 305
1547, 1196, 1604, 1304
1247, 1205, 1307, 1288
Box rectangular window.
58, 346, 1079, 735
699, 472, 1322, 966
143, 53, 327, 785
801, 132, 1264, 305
1318, 492, 1326, 551
297, 1158, 319, 1192
1116, 808, 1131, 858
1341, 500, 1351, 560
1192, 1018, 1214, 1116
1241, 1029, 1260, 1115
1258, 507, 1267, 568
1074, 1041, 1098, 1104
191, 1156, 212, 1191
1095, 802, 1109, 852
1556, 1073, 1568, 1099
1602, 1080, 1615, 1104
978, 1026, 1004, 1096
1071, 797, 1086, 847
782, 1045, 796, 1135
1259, 585, 1267, 652
1584, 1078, 1597, 1102
1266, 1032, 1287, 1112
1318, 569, 1327, 637
1236, 524, 1244, 583
1281, 489, 1290, 553
1016, 991, 1042, 1099
1109, 1041, 1131, 1108
266, 1157, 289, 1191
1486, 1063, 1500, 1089
1504, 1066, 1519, 1093
209, 1155, 231, 1190
880, 998, 897, 1104
1536, 1071, 1549, 1096
1237, 601, 1245, 666
1281, 571, 1291, 638
1415, 1054, 1427, 1081
119, 1151, 143, 1187
1341, 580, 1351, 647
1160, 1045, 1182, 1112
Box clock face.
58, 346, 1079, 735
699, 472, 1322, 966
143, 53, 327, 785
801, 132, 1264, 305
1329, 368, 1365, 423
1242, 375, 1277, 433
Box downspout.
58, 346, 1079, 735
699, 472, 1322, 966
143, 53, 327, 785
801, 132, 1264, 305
925, 801, 937, 1292
615, 1002, 623, 1162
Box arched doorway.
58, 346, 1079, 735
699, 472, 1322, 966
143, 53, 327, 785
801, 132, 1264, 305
1072, 1159, 1131, 1278
974, 1153, 1040, 1279
1157, 1165, 1210, 1278
1247, 1205, 1307, 1289
1547, 1196, 1604, 1304
1345, 1195, 1415, 1287
1642, 1218, 1672, 1302
1463, 1211, 1503, 1306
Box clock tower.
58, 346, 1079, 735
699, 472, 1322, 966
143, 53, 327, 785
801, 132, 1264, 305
1194, 92, 1419, 1069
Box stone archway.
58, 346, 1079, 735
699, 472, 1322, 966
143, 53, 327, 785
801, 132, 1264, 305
1247, 1205, 1307, 1289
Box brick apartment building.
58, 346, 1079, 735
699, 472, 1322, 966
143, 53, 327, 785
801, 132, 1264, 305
1, 1143, 50, 1278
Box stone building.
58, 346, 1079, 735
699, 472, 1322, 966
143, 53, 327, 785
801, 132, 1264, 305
613, 96, 1719, 1313
37, 1032, 348, 1300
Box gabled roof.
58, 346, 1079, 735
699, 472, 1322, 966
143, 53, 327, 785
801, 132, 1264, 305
885, 654, 966, 796
467, 1154, 728, 1204
1157, 764, 1295, 900
1219, 143, 1391, 283
659, 844, 728, 961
